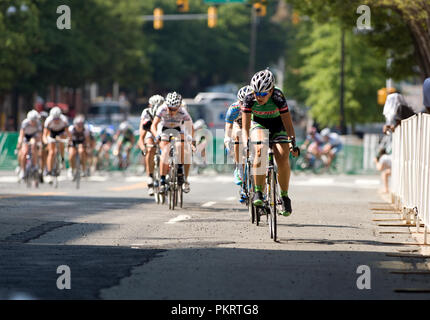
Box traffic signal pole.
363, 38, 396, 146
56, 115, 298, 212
143, 13, 209, 22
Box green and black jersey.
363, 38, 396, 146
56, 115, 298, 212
241, 88, 289, 137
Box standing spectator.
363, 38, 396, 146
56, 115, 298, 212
374, 148, 391, 194
382, 92, 415, 134
424, 78, 430, 113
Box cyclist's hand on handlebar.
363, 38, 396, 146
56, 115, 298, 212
290, 146, 300, 157
191, 141, 197, 153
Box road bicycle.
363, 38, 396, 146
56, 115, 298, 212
248, 138, 293, 242
50, 137, 69, 188
149, 144, 162, 204
23, 140, 40, 189
167, 135, 184, 210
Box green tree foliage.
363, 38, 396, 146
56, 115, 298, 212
299, 23, 386, 127
1, 0, 289, 101
0, 0, 39, 92
287, 0, 430, 79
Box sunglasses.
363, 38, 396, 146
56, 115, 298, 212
254, 91, 269, 97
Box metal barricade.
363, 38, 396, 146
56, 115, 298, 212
391, 114, 430, 243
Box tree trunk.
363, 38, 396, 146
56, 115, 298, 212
406, 18, 430, 80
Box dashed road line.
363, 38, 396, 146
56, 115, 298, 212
165, 215, 191, 224
202, 201, 216, 207
107, 182, 148, 191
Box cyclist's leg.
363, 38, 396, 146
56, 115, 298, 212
232, 123, 243, 184
144, 137, 156, 176
47, 140, 56, 173
250, 126, 268, 188
232, 123, 241, 164
250, 126, 268, 206
273, 133, 293, 216
69, 145, 77, 170
159, 138, 170, 186
30, 138, 38, 167
78, 143, 86, 172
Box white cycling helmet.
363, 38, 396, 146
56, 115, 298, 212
321, 128, 331, 137
149, 95, 165, 108
27, 110, 39, 121
73, 115, 85, 125
237, 85, 253, 102
165, 92, 182, 108
193, 119, 206, 131
250, 69, 275, 93
50, 106, 62, 119
119, 121, 130, 131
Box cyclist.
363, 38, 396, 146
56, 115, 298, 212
138, 94, 165, 196
150, 92, 194, 194
94, 127, 114, 171
68, 115, 91, 179
242, 69, 300, 216
85, 124, 97, 176
224, 85, 253, 187
300, 127, 324, 167
17, 110, 42, 181
113, 121, 135, 169
193, 119, 208, 171
320, 128, 343, 170
43, 106, 70, 183
38, 111, 49, 182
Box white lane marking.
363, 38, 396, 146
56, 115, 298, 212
165, 215, 191, 224
202, 201, 216, 207
0, 176, 18, 183
125, 176, 146, 182
88, 176, 108, 182
226, 196, 236, 201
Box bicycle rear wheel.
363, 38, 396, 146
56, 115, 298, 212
178, 184, 183, 208
269, 169, 278, 241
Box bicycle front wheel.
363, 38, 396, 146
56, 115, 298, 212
269, 169, 278, 241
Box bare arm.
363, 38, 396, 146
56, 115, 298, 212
241, 112, 251, 150
17, 129, 24, 149
151, 117, 161, 139
280, 112, 295, 138
138, 118, 147, 151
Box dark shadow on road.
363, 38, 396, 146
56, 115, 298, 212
0, 243, 429, 299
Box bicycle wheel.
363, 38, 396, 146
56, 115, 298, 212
178, 184, 183, 208
269, 169, 278, 241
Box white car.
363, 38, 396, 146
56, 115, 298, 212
194, 92, 237, 104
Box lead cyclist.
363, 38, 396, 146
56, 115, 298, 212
241, 69, 300, 217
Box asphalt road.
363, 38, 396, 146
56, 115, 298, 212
0, 169, 429, 300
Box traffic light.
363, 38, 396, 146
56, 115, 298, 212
253, 1, 267, 17
153, 8, 163, 30
292, 11, 300, 25
176, 0, 189, 13
377, 87, 396, 105
208, 6, 217, 28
